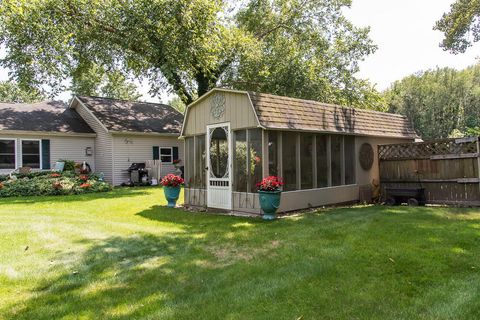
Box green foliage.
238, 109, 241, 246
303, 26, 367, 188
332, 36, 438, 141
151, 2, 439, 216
435, 0, 480, 53
384, 64, 480, 139
167, 95, 186, 113
0, 171, 111, 197
0, 0, 380, 108
58, 159, 76, 172
0, 81, 45, 103
70, 62, 141, 100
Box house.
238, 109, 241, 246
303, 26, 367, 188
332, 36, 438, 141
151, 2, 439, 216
0, 96, 184, 185
180, 88, 418, 214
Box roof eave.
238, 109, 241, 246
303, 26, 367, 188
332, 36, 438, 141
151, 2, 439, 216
109, 131, 180, 137
0, 129, 97, 138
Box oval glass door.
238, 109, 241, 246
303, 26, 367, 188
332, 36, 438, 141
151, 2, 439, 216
209, 127, 229, 178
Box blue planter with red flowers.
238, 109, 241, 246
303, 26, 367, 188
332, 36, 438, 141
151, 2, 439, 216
258, 190, 282, 220
161, 174, 184, 208
257, 176, 283, 220
164, 186, 181, 207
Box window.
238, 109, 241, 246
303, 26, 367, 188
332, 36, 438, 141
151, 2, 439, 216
331, 135, 342, 186
21, 140, 40, 168
0, 139, 16, 169
316, 135, 328, 188
160, 147, 173, 163
194, 135, 206, 189
248, 129, 263, 193
282, 132, 297, 191
344, 136, 356, 185
185, 137, 194, 186
300, 133, 314, 189
233, 130, 247, 192
233, 129, 263, 193
268, 131, 279, 176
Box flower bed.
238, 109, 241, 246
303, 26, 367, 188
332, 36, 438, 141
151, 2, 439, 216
0, 171, 111, 197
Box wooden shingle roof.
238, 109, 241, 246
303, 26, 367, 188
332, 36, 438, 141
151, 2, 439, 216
248, 92, 417, 139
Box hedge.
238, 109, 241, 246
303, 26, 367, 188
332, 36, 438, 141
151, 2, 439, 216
0, 171, 112, 197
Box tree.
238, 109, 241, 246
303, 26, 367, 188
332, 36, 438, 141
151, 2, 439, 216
167, 96, 186, 113
0, 0, 380, 108
0, 81, 45, 103
435, 0, 480, 53
384, 65, 480, 139
70, 62, 141, 100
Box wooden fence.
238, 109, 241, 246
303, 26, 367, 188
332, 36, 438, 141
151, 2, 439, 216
378, 137, 480, 206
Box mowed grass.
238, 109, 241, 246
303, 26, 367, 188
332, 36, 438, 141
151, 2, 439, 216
1, 187, 480, 319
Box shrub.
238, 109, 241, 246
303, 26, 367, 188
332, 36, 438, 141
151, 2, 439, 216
0, 172, 112, 197
59, 159, 76, 172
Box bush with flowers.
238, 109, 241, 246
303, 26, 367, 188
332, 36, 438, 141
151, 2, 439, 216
160, 174, 184, 187
256, 176, 284, 192
0, 171, 111, 197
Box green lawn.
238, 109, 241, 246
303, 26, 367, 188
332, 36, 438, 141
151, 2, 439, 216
1, 187, 479, 319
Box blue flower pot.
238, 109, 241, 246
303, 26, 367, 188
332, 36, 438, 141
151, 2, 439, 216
164, 186, 181, 208
258, 190, 282, 220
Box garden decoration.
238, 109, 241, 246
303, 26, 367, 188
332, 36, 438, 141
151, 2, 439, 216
257, 176, 283, 220
161, 174, 184, 207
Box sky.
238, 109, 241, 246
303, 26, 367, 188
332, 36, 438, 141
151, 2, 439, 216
0, 0, 478, 101
344, 0, 479, 90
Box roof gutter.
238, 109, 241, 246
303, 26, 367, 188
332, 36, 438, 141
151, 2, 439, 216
0, 129, 97, 138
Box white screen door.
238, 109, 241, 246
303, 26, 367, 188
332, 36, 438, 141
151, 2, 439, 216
207, 123, 231, 210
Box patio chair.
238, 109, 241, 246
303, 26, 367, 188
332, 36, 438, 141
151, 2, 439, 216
52, 161, 65, 172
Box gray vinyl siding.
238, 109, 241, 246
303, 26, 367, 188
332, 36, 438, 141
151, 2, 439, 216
73, 102, 114, 183
112, 135, 184, 185
0, 133, 95, 175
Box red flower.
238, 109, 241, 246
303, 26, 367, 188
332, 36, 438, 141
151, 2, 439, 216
79, 175, 89, 181
256, 176, 284, 192
50, 173, 61, 178
0, 182, 4, 189
161, 174, 184, 187
80, 183, 91, 188
173, 159, 181, 164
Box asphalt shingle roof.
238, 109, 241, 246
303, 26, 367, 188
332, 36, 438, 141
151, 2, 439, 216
248, 92, 418, 138
77, 96, 183, 134
0, 101, 94, 134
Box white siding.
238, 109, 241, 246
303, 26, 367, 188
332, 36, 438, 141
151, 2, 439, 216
0, 133, 95, 175
73, 102, 114, 183
112, 135, 184, 185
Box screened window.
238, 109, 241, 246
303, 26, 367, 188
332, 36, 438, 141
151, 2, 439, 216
331, 135, 342, 186
233, 130, 247, 192
22, 140, 40, 168
185, 137, 194, 187
316, 135, 328, 188
194, 135, 206, 189
282, 132, 297, 191
300, 133, 313, 189
268, 131, 278, 176
160, 147, 173, 163
0, 139, 16, 169
344, 136, 356, 185
248, 129, 263, 193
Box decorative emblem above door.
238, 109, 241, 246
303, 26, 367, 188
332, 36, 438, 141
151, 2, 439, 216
210, 92, 226, 119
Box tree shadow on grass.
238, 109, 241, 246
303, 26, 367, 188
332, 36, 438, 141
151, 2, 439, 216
2, 215, 276, 320
0, 187, 152, 205
3, 205, 480, 319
